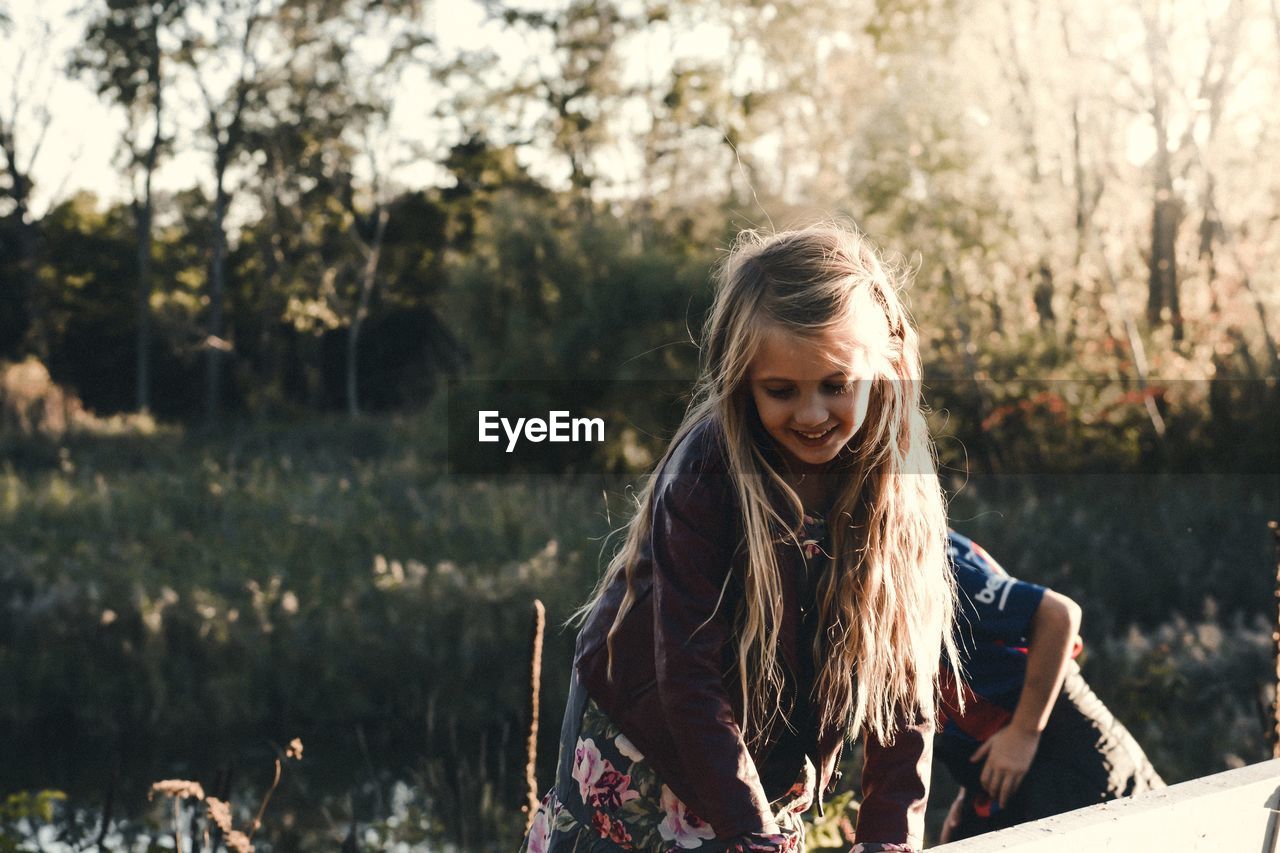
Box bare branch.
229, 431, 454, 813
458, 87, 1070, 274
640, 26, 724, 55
8, 33, 32, 124
22, 78, 56, 175
41, 140, 82, 214
1090, 220, 1168, 438
1271, 0, 1280, 53
1173, 0, 1243, 164
1095, 53, 1148, 110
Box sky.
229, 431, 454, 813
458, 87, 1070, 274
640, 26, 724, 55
0, 0, 521, 216
1, 0, 753, 219
2, 0, 126, 214
4, 0, 1267, 220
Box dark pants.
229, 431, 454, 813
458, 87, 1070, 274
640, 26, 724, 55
937, 663, 1165, 840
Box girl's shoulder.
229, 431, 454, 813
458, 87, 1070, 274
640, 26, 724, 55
653, 416, 737, 514
659, 416, 729, 482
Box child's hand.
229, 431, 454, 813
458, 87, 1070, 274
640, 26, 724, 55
970, 724, 1041, 807
726, 828, 800, 851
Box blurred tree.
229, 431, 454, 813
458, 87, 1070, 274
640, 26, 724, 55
0, 16, 56, 358
1140, 0, 1183, 342
498, 0, 635, 206
172, 0, 276, 422
1057, 0, 1105, 349
37, 192, 139, 413
231, 0, 449, 414
443, 0, 642, 215
1133, 0, 1249, 347
228, 0, 366, 412
332, 5, 434, 416
72, 0, 184, 414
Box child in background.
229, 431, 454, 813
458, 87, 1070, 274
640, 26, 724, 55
520, 224, 962, 852
937, 531, 1165, 842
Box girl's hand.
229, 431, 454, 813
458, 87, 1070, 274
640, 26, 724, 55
970, 724, 1041, 807
725, 828, 799, 851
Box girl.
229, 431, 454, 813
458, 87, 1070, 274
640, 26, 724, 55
521, 224, 961, 852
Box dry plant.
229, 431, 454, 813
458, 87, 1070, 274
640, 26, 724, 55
148, 738, 304, 853
0, 357, 158, 437
523, 599, 545, 835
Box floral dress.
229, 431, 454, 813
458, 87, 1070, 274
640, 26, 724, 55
521, 514, 913, 853
519, 697, 811, 852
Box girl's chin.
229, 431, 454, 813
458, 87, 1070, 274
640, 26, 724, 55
779, 440, 842, 473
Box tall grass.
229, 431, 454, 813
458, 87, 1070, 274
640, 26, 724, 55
0, 409, 1274, 848
0, 407, 626, 849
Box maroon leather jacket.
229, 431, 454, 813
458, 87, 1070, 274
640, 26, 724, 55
573, 417, 933, 848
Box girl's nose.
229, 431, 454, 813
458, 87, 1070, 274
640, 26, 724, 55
794, 393, 827, 427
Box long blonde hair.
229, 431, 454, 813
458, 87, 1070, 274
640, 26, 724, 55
577, 222, 959, 743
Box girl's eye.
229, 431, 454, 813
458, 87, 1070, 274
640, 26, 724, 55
764, 387, 795, 400
823, 381, 854, 395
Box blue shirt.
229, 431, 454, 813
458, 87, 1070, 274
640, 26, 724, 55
948, 530, 1047, 712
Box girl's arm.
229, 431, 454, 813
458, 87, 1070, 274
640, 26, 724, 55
854, 706, 933, 852
969, 589, 1082, 807
651, 470, 777, 838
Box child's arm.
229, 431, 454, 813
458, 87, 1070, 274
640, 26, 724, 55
651, 469, 778, 838
856, 707, 933, 851
969, 589, 1082, 807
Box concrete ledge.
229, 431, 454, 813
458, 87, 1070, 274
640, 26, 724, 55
929, 759, 1280, 852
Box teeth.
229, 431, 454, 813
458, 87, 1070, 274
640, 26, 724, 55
796, 428, 831, 439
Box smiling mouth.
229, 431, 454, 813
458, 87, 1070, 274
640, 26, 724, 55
791, 426, 836, 442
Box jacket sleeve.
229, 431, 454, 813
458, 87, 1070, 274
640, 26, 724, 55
650, 468, 775, 838
854, 707, 933, 852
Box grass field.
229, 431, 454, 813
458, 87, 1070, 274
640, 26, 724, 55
0, 411, 1274, 849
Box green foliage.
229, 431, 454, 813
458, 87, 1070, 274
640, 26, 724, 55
1084, 611, 1273, 783
803, 789, 858, 850
1, 791, 66, 825
946, 474, 1278, 632
0, 412, 619, 848
0, 790, 86, 852
0, 410, 1275, 848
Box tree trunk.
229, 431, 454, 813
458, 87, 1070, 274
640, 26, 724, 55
1234, 265, 1280, 377
1198, 174, 1221, 317
347, 206, 389, 417
1033, 261, 1056, 330
1147, 165, 1181, 340
135, 42, 162, 413
0, 128, 39, 356
12, 217, 39, 356
134, 200, 153, 413
1065, 98, 1087, 347
206, 154, 229, 422
1144, 3, 1182, 342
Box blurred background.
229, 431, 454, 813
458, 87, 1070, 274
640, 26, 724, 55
1, 0, 1278, 848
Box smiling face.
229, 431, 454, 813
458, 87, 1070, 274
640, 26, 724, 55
747, 295, 891, 474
